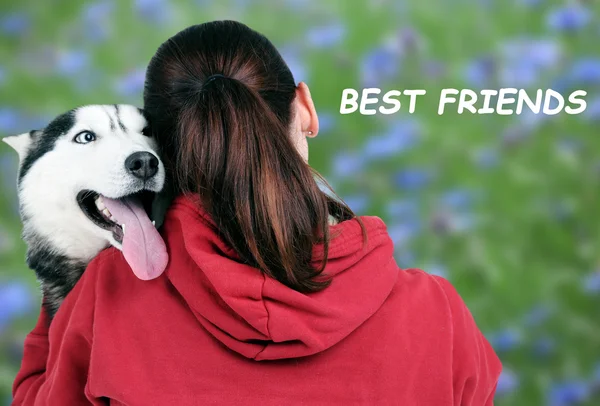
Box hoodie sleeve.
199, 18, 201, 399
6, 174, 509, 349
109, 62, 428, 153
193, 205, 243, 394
12, 257, 102, 405
11, 305, 51, 405
433, 276, 502, 406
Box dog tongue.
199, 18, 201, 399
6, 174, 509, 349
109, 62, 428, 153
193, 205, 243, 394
102, 196, 168, 280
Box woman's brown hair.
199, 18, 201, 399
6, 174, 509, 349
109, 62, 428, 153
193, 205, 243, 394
144, 20, 358, 293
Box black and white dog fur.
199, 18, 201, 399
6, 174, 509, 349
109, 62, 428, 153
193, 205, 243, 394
3, 105, 165, 318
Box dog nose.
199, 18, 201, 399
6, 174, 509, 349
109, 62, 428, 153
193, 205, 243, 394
125, 152, 159, 180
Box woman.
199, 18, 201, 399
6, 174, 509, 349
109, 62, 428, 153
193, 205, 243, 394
13, 21, 501, 405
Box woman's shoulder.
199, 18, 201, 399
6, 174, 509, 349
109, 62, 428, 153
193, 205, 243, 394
403, 268, 467, 308
81, 246, 131, 286
395, 267, 455, 299
88, 246, 127, 269
390, 268, 478, 328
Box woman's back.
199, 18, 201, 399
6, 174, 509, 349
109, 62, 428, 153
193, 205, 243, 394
14, 195, 500, 405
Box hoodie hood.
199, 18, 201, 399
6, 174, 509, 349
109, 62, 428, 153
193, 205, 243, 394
164, 195, 400, 361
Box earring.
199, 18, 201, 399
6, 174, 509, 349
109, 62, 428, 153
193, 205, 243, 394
305, 130, 313, 135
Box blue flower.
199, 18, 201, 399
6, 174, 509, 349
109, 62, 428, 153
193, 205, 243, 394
283, 0, 311, 11
518, 109, 548, 132
532, 336, 556, 358
55, 50, 90, 76
583, 95, 600, 121
361, 46, 401, 87
449, 213, 476, 233
522, 304, 553, 327
398, 27, 422, 53
22, 114, 51, 132
331, 151, 366, 179
464, 56, 495, 88
440, 189, 477, 211
385, 198, 420, 220
502, 38, 561, 71
280, 46, 308, 83
134, 0, 172, 25
363, 132, 412, 160
423, 59, 445, 80
563, 58, 600, 87
389, 118, 422, 136
317, 112, 336, 134
499, 38, 561, 87
82, 0, 114, 42
305, 22, 346, 49
232, 0, 253, 8
387, 219, 421, 245
364, 118, 421, 159
582, 271, 600, 294
0, 108, 20, 134
73, 69, 105, 93
487, 328, 523, 352
0, 12, 30, 37
83, 0, 113, 24
114, 68, 146, 98
547, 4, 591, 32
548, 381, 591, 406
473, 147, 500, 169
0, 282, 35, 330
394, 168, 431, 191
499, 62, 538, 88
342, 194, 370, 214
495, 368, 519, 397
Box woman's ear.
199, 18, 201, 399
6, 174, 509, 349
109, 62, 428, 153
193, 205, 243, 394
295, 82, 319, 137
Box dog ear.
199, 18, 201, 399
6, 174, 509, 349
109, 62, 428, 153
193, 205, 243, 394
2, 130, 40, 161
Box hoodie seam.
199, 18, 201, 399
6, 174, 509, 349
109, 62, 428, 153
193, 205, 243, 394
430, 274, 456, 397
253, 273, 272, 360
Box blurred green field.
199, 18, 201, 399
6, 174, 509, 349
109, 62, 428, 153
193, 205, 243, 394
1, 0, 600, 404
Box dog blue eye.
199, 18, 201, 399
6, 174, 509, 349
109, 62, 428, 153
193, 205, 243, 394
74, 131, 96, 144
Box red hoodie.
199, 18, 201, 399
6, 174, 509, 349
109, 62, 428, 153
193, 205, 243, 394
13, 195, 501, 405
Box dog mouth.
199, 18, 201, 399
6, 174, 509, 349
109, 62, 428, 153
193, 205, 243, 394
76, 190, 155, 244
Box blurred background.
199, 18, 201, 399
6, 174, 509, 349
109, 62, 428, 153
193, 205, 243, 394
0, 0, 599, 404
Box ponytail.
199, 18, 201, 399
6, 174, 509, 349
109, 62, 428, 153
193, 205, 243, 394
144, 21, 359, 293
177, 76, 344, 292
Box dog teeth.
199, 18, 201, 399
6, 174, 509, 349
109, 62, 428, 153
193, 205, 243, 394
122, 224, 126, 234
102, 208, 111, 218
95, 197, 106, 211
152, 221, 156, 227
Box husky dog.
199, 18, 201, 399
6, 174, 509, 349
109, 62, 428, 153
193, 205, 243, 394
3, 105, 168, 318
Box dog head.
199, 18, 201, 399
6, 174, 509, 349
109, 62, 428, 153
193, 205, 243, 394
3, 104, 165, 261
